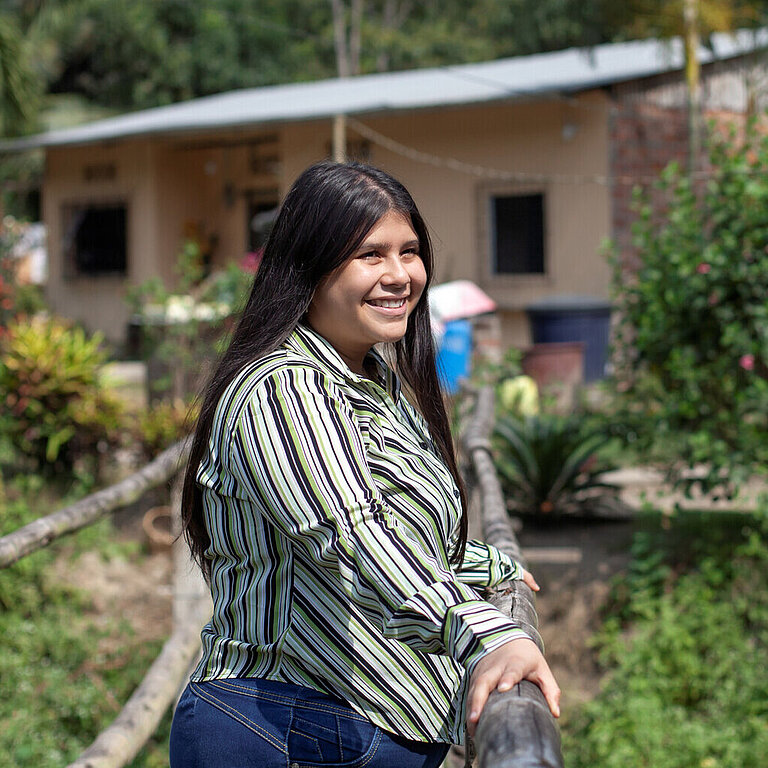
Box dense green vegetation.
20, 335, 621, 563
609, 124, 768, 497
1, 0, 767, 137
0, 476, 169, 768
563, 507, 768, 768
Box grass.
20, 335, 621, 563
561, 506, 768, 768
0, 476, 171, 768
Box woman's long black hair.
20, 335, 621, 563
181, 161, 468, 579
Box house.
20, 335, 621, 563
2, 30, 767, 348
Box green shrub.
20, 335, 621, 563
0, 316, 125, 474
609, 122, 768, 496
0, 478, 168, 768
565, 508, 768, 768
133, 398, 196, 459
494, 414, 626, 516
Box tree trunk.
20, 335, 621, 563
683, 0, 702, 174
331, 0, 351, 77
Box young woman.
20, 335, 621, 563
170, 161, 560, 768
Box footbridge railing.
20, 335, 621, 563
0, 438, 211, 768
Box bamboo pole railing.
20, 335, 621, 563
67, 479, 210, 768
0, 439, 190, 568
462, 387, 564, 768
0, 438, 210, 768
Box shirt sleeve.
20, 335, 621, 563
225, 364, 529, 671
454, 539, 525, 589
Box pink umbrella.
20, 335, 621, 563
429, 280, 496, 322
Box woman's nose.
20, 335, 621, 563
381, 256, 410, 285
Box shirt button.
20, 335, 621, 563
453, 489, 461, 499
419, 440, 429, 449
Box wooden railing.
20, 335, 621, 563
462, 387, 564, 768
0, 440, 189, 568
1, 388, 563, 767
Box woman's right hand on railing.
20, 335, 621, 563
466, 636, 561, 738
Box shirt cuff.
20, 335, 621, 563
400, 580, 531, 669
444, 598, 531, 673
493, 548, 525, 583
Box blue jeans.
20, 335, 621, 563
170, 677, 451, 768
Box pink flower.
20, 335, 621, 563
708, 292, 719, 306
696, 262, 711, 274
739, 354, 755, 371
239, 248, 264, 274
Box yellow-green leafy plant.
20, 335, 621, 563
499, 374, 540, 417
133, 398, 197, 459
0, 316, 125, 473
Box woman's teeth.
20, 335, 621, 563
368, 299, 405, 308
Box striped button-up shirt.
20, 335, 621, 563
191, 323, 529, 743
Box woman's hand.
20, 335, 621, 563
521, 569, 540, 592
466, 637, 561, 738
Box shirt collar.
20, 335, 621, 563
286, 323, 402, 402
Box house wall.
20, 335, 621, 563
152, 133, 282, 274
44, 140, 159, 343
43, 94, 611, 349
43, 134, 283, 344
282, 92, 612, 347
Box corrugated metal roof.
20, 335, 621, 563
2, 29, 765, 151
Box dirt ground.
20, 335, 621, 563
53, 508, 175, 655
517, 517, 633, 706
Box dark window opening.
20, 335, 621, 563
63, 204, 127, 276
492, 193, 545, 274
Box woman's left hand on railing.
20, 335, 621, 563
466, 636, 561, 738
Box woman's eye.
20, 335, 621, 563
402, 248, 420, 259
358, 251, 379, 261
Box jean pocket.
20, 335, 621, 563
191, 680, 292, 755
287, 701, 381, 767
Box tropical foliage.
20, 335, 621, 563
609, 123, 768, 497
0, 316, 124, 474
494, 414, 626, 517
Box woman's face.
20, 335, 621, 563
306, 210, 427, 374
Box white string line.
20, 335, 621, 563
346, 117, 759, 186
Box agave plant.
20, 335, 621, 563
494, 414, 628, 518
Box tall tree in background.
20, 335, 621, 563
2, 0, 768, 116
330, 0, 363, 76
0, 11, 41, 136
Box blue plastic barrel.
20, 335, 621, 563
436, 319, 472, 394
526, 295, 612, 381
